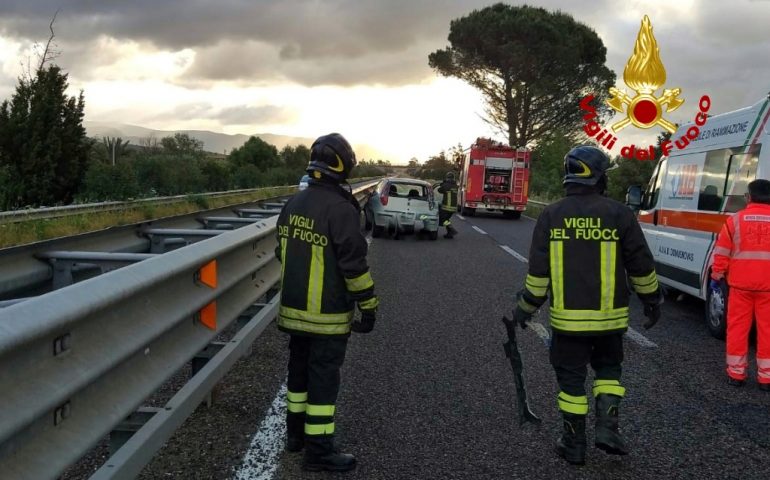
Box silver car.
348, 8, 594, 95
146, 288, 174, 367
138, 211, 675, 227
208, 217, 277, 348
364, 178, 439, 240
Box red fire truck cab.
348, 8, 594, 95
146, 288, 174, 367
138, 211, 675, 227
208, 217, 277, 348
459, 138, 531, 219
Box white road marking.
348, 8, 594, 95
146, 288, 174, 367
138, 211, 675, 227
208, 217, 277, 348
500, 245, 528, 263
234, 382, 287, 480
456, 215, 465, 221
625, 327, 658, 348
472, 226, 487, 235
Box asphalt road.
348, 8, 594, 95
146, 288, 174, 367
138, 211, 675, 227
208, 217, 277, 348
135, 209, 769, 480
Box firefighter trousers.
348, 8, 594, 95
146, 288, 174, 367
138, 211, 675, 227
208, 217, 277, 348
550, 333, 625, 415
439, 208, 454, 230
286, 334, 349, 455
726, 288, 770, 384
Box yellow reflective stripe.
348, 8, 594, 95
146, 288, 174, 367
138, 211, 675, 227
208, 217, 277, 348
305, 422, 335, 435
630, 271, 659, 295
358, 296, 379, 310
593, 384, 626, 398
550, 241, 564, 310
550, 307, 629, 320
551, 317, 628, 332
279, 317, 351, 335
279, 238, 287, 281
557, 392, 588, 415
345, 271, 374, 292
306, 404, 336, 417
517, 297, 538, 314
287, 402, 306, 413
279, 306, 353, 323
525, 274, 549, 297
307, 245, 324, 313
287, 391, 307, 403
600, 241, 616, 311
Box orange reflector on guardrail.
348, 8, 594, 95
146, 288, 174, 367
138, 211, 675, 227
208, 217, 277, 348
198, 302, 217, 330
197, 260, 217, 289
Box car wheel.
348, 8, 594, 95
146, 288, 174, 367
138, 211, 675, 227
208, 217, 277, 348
705, 278, 727, 340
364, 209, 373, 231
372, 224, 385, 238
503, 211, 521, 220
428, 230, 438, 241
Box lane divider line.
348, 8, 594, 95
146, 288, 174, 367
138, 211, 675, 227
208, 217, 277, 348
234, 382, 287, 480
472, 226, 487, 235
625, 327, 658, 348
500, 245, 528, 263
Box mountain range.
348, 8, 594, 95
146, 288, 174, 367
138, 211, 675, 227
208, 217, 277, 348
84, 121, 385, 160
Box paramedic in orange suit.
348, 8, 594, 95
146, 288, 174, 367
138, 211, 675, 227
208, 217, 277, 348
711, 179, 770, 391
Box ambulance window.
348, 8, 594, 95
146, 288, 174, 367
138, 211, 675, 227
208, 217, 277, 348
643, 158, 665, 210
723, 145, 761, 213
698, 149, 733, 211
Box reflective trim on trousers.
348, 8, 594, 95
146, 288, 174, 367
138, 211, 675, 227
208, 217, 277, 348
758, 358, 770, 383
726, 354, 748, 379
593, 379, 626, 398
305, 422, 335, 436
557, 391, 588, 415
287, 390, 308, 413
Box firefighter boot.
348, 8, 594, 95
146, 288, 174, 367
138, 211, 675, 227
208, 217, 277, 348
304, 437, 356, 472
285, 412, 305, 452
594, 394, 629, 455
556, 413, 586, 465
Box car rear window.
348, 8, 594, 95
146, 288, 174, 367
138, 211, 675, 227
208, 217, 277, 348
388, 183, 428, 199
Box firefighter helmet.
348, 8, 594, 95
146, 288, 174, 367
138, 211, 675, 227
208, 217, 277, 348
563, 145, 612, 186
445, 171, 456, 182
307, 133, 357, 182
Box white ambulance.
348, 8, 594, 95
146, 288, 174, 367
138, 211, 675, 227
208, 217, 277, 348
629, 94, 770, 338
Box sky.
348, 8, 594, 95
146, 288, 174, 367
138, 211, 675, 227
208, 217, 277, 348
0, 0, 769, 164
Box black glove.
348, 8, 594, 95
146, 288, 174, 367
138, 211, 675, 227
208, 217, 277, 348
512, 306, 533, 329
352, 309, 376, 333
642, 303, 661, 330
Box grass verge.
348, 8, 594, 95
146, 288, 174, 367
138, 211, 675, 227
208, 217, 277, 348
0, 187, 296, 249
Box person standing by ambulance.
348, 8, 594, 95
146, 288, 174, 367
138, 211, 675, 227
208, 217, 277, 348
711, 179, 770, 391
437, 171, 459, 239
275, 133, 379, 471
513, 145, 662, 465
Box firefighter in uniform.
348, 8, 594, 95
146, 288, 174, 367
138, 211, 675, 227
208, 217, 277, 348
275, 133, 379, 472
437, 171, 459, 239
513, 146, 662, 465
711, 178, 770, 391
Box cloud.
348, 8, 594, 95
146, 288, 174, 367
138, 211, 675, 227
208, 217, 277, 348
146, 101, 296, 127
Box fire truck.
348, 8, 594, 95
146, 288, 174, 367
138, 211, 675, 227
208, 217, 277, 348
458, 138, 531, 219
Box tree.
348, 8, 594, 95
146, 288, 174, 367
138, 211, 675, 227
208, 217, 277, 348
280, 144, 310, 171
429, 4, 615, 147
160, 133, 204, 157
103, 136, 130, 166
0, 65, 90, 207
606, 130, 670, 201
418, 151, 456, 181
229, 136, 280, 171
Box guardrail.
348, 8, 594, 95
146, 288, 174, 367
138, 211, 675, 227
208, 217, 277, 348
0, 177, 382, 224
0, 187, 293, 224
526, 199, 550, 208
0, 181, 378, 480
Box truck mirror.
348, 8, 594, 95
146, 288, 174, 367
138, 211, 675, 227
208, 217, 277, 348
626, 185, 642, 210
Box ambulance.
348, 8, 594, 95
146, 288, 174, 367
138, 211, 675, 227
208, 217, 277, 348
629, 94, 770, 338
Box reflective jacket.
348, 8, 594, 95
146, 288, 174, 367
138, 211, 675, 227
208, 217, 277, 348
276, 181, 378, 336
438, 179, 458, 212
518, 186, 660, 335
711, 202, 770, 291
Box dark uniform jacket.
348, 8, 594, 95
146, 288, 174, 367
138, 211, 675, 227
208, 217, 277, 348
438, 179, 458, 212
518, 185, 659, 335
276, 180, 378, 336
